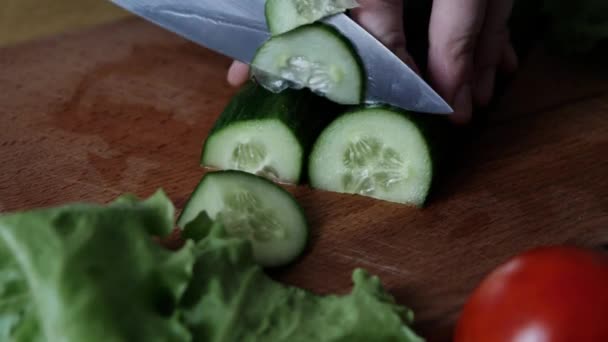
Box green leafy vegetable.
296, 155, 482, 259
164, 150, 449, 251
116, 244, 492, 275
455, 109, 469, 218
179, 216, 424, 342
0, 191, 194, 342
0, 191, 424, 341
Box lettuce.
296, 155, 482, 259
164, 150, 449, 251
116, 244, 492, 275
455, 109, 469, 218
179, 215, 424, 342
0, 192, 423, 341
0, 191, 194, 342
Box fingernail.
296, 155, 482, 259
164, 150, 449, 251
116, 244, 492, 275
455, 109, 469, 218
452, 84, 472, 125
501, 44, 519, 73
227, 61, 250, 87
474, 68, 495, 106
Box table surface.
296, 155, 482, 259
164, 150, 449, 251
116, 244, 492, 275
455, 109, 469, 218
1, 18, 607, 341
1, 0, 127, 47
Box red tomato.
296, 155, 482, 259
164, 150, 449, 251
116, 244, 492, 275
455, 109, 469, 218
455, 246, 608, 342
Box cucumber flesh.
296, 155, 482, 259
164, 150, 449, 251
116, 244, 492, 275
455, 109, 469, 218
203, 120, 300, 183
309, 108, 434, 206
266, 0, 360, 35
177, 171, 308, 267
202, 82, 332, 184
252, 24, 364, 105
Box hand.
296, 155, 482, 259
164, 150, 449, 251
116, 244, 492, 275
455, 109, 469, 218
227, 0, 518, 124
427, 0, 518, 123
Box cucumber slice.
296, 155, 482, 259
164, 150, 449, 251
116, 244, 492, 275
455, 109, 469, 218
309, 107, 435, 206
252, 24, 364, 105
202, 82, 334, 184
266, 0, 360, 36
177, 171, 308, 267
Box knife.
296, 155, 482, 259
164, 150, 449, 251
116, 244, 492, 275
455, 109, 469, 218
109, 0, 453, 114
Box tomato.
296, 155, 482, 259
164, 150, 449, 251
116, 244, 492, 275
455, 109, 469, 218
455, 246, 608, 342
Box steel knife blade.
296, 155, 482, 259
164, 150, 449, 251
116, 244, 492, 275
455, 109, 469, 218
110, 0, 453, 114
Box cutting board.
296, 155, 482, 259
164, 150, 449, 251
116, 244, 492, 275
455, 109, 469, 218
1, 18, 607, 341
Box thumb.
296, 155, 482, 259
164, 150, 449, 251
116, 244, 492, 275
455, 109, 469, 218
350, 0, 418, 72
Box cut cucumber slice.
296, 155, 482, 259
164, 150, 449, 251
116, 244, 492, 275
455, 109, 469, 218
177, 171, 308, 267
202, 81, 335, 184
266, 0, 360, 36
309, 107, 435, 206
252, 24, 364, 105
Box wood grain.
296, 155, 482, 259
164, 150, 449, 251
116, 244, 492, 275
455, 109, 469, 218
1, 0, 127, 47
1, 18, 607, 341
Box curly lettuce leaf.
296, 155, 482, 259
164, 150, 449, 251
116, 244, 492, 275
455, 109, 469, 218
0, 191, 194, 342
179, 217, 424, 342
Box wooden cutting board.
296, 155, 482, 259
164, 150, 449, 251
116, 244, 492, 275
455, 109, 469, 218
1, 18, 607, 341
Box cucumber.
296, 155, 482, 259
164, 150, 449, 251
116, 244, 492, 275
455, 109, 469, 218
252, 24, 364, 105
309, 107, 437, 206
266, 0, 360, 36
201, 81, 335, 184
177, 171, 308, 267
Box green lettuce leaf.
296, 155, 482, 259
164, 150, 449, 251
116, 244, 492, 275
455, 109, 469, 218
0, 191, 194, 342
179, 217, 424, 342
0, 191, 425, 341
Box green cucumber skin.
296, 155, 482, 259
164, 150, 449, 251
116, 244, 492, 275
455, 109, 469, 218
206, 81, 311, 138
265, 0, 356, 36
252, 23, 366, 104
201, 81, 339, 182
176, 170, 309, 266
264, 0, 335, 36
177, 170, 307, 230
309, 105, 449, 206
382, 106, 453, 204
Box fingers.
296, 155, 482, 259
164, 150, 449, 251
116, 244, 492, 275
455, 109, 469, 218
351, 0, 419, 72
473, 0, 514, 106
229, 1, 415, 87
428, 0, 487, 124
229, 0, 422, 87
499, 43, 519, 74
227, 61, 250, 87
